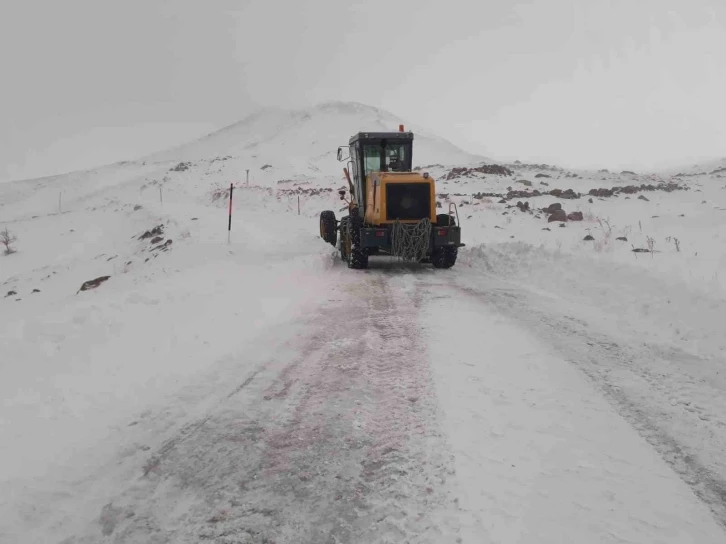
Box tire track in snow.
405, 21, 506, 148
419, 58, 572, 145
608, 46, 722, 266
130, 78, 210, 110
69, 273, 460, 543
140, 363, 272, 478
352, 275, 457, 542
61, 325, 338, 544
440, 277, 726, 530
208, 273, 459, 543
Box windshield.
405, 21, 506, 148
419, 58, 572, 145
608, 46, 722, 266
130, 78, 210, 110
385, 143, 407, 172
362, 142, 410, 175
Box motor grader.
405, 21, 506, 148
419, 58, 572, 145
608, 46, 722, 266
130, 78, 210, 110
319, 125, 463, 269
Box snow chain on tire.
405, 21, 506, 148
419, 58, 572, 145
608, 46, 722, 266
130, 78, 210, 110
347, 212, 368, 269
338, 216, 350, 261
391, 218, 432, 262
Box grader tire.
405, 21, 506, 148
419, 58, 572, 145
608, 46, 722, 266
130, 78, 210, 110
346, 213, 368, 270
320, 210, 337, 246
338, 216, 350, 261
349, 247, 369, 270
444, 246, 458, 268
432, 246, 457, 269
433, 213, 458, 268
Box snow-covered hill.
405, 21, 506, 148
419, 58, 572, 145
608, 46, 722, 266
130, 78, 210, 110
143, 100, 487, 177
2, 102, 726, 543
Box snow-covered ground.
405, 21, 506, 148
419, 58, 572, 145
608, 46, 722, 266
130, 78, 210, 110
1, 101, 725, 543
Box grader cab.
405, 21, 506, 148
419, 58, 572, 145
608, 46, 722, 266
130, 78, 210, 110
319, 126, 463, 269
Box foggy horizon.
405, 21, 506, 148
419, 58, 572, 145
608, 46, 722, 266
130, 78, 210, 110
1, 0, 724, 182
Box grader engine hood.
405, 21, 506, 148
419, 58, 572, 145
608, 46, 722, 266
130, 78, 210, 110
365, 172, 436, 225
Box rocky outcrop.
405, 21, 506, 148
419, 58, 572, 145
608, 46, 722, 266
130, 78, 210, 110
542, 203, 561, 214
444, 164, 514, 180
547, 209, 568, 222
139, 225, 164, 240
549, 188, 579, 199
79, 276, 110, 292
589, 182, 686, 198
169, 162, 192, 172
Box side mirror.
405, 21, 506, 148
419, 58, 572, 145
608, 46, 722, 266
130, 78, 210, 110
337, 147, 343, 161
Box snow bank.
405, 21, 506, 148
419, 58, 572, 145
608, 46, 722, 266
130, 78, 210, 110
459, 240, 726, 359
440, 160, 726, 358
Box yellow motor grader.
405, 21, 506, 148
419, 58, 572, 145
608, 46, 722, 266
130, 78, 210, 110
319, 125, 463, 269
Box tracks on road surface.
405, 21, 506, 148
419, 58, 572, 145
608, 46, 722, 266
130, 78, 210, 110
62, 261, 726, 542
75, 270, 461, 544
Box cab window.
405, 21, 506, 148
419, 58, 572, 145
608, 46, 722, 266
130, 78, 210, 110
385, 144, 407, 171
363, 145, 381, 176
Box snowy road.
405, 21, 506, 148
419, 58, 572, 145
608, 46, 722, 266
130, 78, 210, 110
54, 261, 726, 543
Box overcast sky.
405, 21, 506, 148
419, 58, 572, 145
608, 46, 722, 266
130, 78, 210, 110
1, 0, 724, 181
